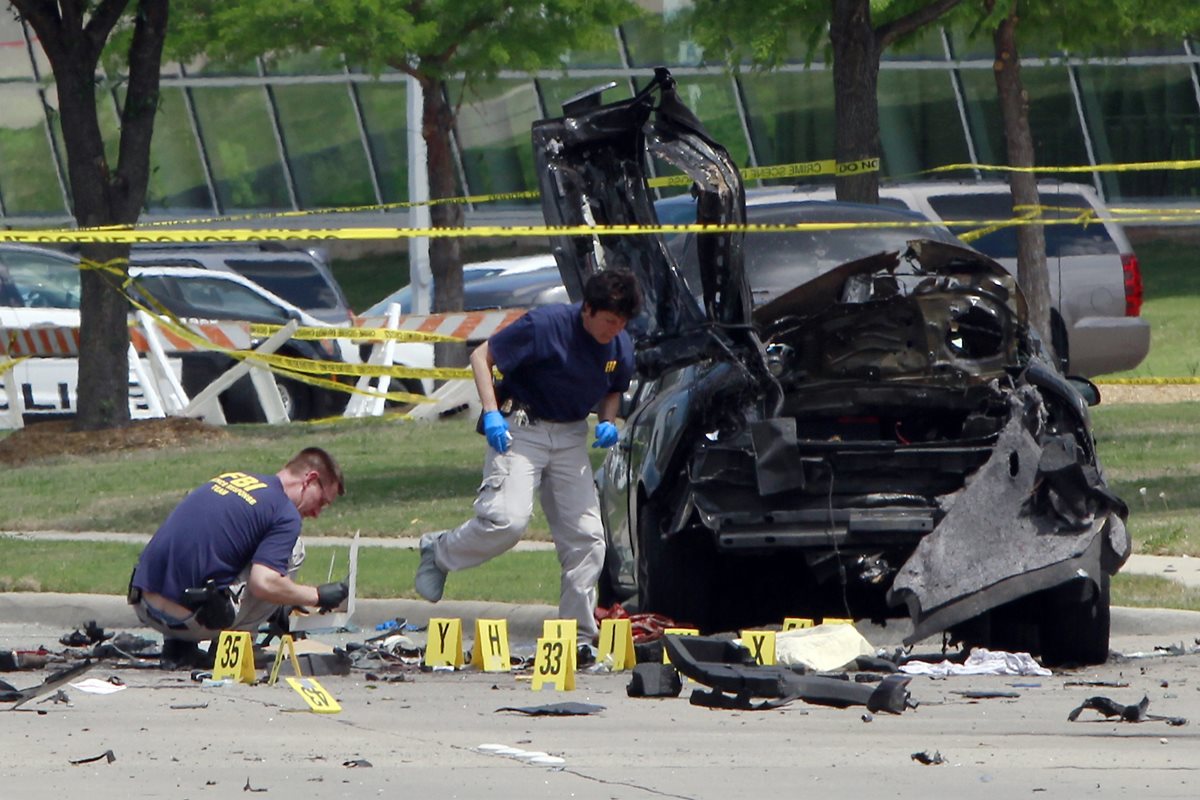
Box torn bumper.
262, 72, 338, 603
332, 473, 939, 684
888, 400, 1131, 644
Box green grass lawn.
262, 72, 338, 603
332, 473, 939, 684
2, 233, 1198, 612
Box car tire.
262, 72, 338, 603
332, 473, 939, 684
1039, 574, 1111, 667
277, 378, 313, 421
636, 498, 715, 631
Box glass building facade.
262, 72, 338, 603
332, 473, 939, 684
0, 9, 1197, 226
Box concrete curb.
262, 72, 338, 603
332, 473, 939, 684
0, 592, 559, 641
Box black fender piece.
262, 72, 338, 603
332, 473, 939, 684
662, 634, 914, 714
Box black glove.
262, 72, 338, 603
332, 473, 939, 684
316, 581, 349, 611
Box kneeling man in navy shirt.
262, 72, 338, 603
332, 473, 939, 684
130, 447, 349, 669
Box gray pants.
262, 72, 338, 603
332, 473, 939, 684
433, 419, 605, 638
134, 539, 307, 643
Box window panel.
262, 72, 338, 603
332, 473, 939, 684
538, 77, 629, 118
122, 87, 211, 213
958, 66, 1090, 172
190, 87, 290, 210
739, 70, 836, 185
622, 13, 706, 68
354, 82, 411, 204
1077, 64, 1200, 199
877, 68, 969, 177
273, 83, 375, 208
559, 31, 623, 68
264, 50, 343, 75
449, 79, 541, 200
0, 84, 65, 215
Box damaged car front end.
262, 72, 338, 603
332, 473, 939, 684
532, 69, 1129, 666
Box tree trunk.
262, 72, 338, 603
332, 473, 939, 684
992, 5, 1053, 349
421, 76, 468, 367
16, 0, 168, 431
830, 0, 881, 203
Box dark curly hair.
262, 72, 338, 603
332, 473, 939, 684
582, 269, 642, 319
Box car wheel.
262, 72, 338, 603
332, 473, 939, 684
277, 378, 313, 421
1039, 574, 1111, 667
636, 498, 715, 631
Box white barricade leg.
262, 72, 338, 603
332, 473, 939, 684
406, 379, 479, 422
136, 311, 191, 415
345, 302, 401, 419
249, 365, 288, 424
0, 360, 25, 430
127, 343, 166, 419
182, 320, 297, 423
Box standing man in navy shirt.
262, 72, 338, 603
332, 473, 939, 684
130, 447, 350, 669
416, 270, 641, 640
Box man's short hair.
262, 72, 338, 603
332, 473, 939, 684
285, 447, 345, 496
583, 269, 642, 319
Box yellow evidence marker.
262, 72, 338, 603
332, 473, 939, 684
212, 630, 256, 683
425, 617, 465, 668
286, 677, 341, 714
542, 619, 577, 653
661, 627, 699, 665
782, 617, 815, 631
531, 636, 576, 691
740, 630, 777, 666
469, 618, 512, 672
597, 618, 636, 670
267, 634, 304, 686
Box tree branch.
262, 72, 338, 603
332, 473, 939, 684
9, 1, 65, 64
877, 0, 963, 50
83, 0, 135, 62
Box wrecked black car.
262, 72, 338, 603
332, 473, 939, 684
531, 69, 1130, 666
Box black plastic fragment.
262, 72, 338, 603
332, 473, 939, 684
1067, 695, 1187, 726
663, 634, 915, 713
626, 663, 683, 698
495, 702, 605, 716
69, 749, 115, 766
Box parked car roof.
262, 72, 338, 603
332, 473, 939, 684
363, 253, 556, 317
131, 244, 354, 325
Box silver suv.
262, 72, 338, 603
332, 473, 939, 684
787, 181, 1149, 377
131, 245, 354, 326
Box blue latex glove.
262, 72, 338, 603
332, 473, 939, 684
592, 420, 619, 449
482, 410, 511, 453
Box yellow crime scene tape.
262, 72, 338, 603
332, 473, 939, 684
1096, 377, 1200, 386
928, 158, 1200, 176
4, 154, 1197, 244
249, 323, 461, 344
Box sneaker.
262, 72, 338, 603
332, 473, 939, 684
415, 532, 448, 603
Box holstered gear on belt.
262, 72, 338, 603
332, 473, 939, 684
180, 579, 236, 630
475, 389, 535, 433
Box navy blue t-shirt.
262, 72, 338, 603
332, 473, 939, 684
132, 471, 301, 604
489, 302, 635, 422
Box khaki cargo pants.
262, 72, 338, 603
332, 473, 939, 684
433, 419, 605, 639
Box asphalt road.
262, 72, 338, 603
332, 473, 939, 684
3, 603, 1199, 798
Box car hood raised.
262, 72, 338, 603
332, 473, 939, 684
531, 68, 751, 341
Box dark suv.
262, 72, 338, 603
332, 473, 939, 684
532, 69, 1129, 665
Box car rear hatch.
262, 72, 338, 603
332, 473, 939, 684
531, 68, 751, 348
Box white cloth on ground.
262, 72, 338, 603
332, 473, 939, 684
899, 648, 1051, 677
